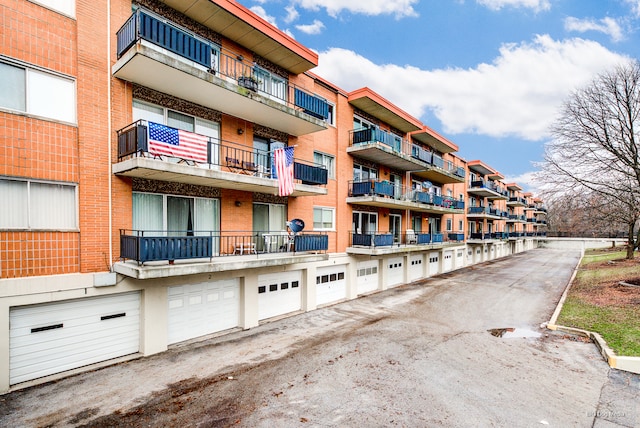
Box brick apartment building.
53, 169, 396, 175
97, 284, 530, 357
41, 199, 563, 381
0, 0, 546, 392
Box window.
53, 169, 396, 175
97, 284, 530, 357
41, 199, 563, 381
353, 115, 374, 130
132, 192, 219, 236
314, 152, 335, 179
31, 0, 75, 17
353, 211, 377, 234
325, 102, 335, 126
353, 164, 377, 181
446, 219, 452, 231
313, 207, 335, 230
0, 178, 77, 230
459, 220, 463, 231
0, 61, 76, 123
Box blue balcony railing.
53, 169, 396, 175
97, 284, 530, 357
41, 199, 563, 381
116, 9, 329, 120
117, 120, 328, 186
348, 180, 395, 198
120, 229, 328, 264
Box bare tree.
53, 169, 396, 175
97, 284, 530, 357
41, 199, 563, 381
540, 60, 640, 258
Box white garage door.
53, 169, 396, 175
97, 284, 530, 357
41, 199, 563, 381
443, 251, 454, 272
408, 254, 424, 281
386, 256, 404, 287
258, 271, 302, 320
316, 266, 347, 306
356, 260, 379, 295
168, 279, 239, 344
428, 252, 439, 276
10, 292, 140, 385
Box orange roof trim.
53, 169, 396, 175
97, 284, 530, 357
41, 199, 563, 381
348, 87, 423, 129
213, 0, 319, 66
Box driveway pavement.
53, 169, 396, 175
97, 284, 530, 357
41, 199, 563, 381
1, 248, 638, 427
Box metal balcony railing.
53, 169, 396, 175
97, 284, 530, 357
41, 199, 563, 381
120, 229, 329, 264
116, 120, 328, 186
347, 180, 465, 210
350, 231, 462, 248
348, 129, 465, 178
116, 9, 329, 120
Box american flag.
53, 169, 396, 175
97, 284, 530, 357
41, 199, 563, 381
147, 122, 208, 163
274, 146, 295, 196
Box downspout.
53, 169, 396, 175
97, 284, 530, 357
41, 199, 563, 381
107, 0, 113, 271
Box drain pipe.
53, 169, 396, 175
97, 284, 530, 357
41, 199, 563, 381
106, 0, 113, 271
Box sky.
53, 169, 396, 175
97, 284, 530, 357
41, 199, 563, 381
246, 0, 640, 194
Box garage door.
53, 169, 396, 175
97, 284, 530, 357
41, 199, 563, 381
168, 279, 239, 344
443, 251, 453, 272
386, 256, 404, 287
428, 252, 439, 276
258, 271, 302, 320
10, 292, 140, 385
316, 266, 347, 306
408, 254, 424, 282
356, 260, 379, 295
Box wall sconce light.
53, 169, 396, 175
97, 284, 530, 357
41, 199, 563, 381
237, 128, 244, 135
236, 55, 244, 61
235, 201, 242, 207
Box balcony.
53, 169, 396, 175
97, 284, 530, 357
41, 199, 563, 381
346, 180, 464, 214
467, 206, 503, 219
115, 121, 327, 197
507, 197, 527, 207
467, 180, 509, 200
115, 229, 329, 278
347, 230, 462, 255
506, 214, 527, 223
114, 9, 328, 136
412, 153, 466, 184
347, 128, 426, 171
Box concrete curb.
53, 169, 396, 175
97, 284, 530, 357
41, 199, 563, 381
543, 249, 640, 375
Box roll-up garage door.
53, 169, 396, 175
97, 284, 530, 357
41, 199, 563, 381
258, 271, 302, 320
408, 254, 424, 282
316, 266, 346, 306
168, 279, 240, 344
10, 292, 140, 385
356, 260, 379, 295
386, 256, 404, 287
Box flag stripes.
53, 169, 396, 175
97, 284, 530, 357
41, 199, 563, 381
147, 122, 208, 163
274, 146, 295, 196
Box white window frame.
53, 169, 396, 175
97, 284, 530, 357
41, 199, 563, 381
0, 177, 78, 230
325, 101, 335, 126
0, 58, 77, 124
313, 206, 335, 231
29, 0, 75, 18
313, 151, 335, 179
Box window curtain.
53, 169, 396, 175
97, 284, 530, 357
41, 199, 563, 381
132, 100, 163, 123
0, 62, 25, 111
0, 179, 28, 228
132, 193, 163, 233
167, 196, 193, 236
30, 182, 76, 229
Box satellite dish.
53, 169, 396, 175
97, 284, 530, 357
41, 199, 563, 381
423, 181, 433, 189
287, 219, 305, 233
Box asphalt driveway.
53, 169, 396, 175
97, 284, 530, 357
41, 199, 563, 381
1, 248, 638, 427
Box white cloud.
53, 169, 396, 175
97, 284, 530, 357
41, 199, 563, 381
292, 0, 418, 18
564, 17, 624, 42
314, 35, 628, 141
624, 0, 640, 17
503, 171, 543, 194
250, 6, 278, 27
284, 5, 299, 24
295, 19, 325, 35
476, 0, 551, 12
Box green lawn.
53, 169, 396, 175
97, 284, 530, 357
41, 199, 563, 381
557, 249, 640, 356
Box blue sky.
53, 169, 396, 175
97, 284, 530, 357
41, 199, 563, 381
247, 0, 640, 192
